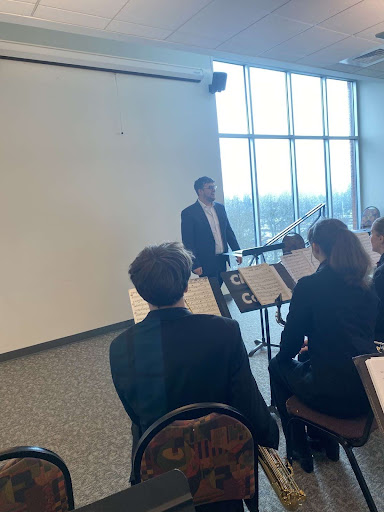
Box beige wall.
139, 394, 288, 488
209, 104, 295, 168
0, 55, 222, 354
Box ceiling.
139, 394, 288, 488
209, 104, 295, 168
3, 0, 384, 78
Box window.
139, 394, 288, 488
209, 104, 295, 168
214, 62, 359, 258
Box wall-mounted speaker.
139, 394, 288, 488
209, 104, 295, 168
209, 72, 227, 94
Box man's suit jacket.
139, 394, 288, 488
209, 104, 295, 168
181, 201, 240, 274
110, 308, 278, 453
373, 253, 384, 341
277, 263, 378, 417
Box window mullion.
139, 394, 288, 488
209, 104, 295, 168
322, 77, 332, 218
287, 73, 299, 229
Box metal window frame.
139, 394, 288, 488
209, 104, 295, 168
215, 62, 360, 234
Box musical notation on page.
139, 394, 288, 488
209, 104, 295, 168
281, 248, 317, 283
239, 264, 292, 306
128, 288, 150, 324
366, 357, 384, 415
355, 231, 380, 267
185, 277, 221, 316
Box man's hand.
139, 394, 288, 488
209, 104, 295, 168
193, 267, 203, 276
299, 338, 308, 355
236, 256, 243, 265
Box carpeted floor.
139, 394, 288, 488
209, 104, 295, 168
0, 300, 383, 511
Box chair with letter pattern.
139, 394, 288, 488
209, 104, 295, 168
132, 403, 259, 511
0, 446, 74, 512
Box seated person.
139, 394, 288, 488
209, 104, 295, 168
370, 216, 384, 341
110, 242, 278, 510
269, 219, 377, 473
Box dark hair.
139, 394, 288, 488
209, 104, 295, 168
194, 176, 214, 194
308, 218, 370, 287
372, 216, 384, 236
129, 242, 193, 307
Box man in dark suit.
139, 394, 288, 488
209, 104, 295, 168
181, 176, 242, 285
110, 242, 278, 461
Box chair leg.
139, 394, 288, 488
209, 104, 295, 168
340, 440, 378, 512
286, 418, 295, 465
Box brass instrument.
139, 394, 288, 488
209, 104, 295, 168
258, 446, 306, 510
375, 341, 384, 353
275, 293, 286, 327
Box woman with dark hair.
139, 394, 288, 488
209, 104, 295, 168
370, 216, 384, 341
269, 218, 377, 473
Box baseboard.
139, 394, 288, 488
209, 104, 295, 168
0, 319, 134, 363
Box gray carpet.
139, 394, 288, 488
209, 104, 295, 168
0, 300, 383, 511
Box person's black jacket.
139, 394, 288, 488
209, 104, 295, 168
181, 201, 240, 275
373, 253, 384, 341
110, 308, 278, 452
277, 263, 377, 417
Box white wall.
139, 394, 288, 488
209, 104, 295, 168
0, 54, 223, 354
358, 79, 384, 215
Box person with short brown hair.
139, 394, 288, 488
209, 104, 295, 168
370, 216, 384, 341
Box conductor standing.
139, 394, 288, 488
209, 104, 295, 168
181, 176, 242, 285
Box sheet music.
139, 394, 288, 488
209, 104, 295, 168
301, 246, 319, 273
239, 264, 292, 306
355, 231, 381, 267
366, 357, 384, 415
129, 288, 150, 323
185, 277, 221, 316
281, 248, 317, 283
129, 277, 221, 323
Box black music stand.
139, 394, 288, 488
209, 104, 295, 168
223, 243, 287, 358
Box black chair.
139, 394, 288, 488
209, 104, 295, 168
132, 403, 259, 511
0, 445, 74, 511
286, 396, 377, 512
74, 470, 195, 512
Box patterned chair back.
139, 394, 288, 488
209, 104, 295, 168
135, 408, 255, 507
282, 233, 305, 255
0, 447, 74, 512
360, 206, 380, 229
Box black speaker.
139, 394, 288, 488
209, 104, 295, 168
209, 72, 227, 94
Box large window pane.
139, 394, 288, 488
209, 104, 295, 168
255, 140, 294, 247
329, 140, 356, 228
326, 79, 354, 136
291, 74, 323, 135
219, 138, 255, 254
295, 140, 326, 239
250, 68, 288, 135
213, 62, 248, 134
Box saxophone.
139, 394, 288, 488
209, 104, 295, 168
258, 446, 306, 511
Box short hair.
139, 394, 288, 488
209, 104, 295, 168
372, 216, 384, 236
308, 218, 370, 287
194, 176, 214, 194
129, 242, 193, 307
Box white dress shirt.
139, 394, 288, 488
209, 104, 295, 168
198, 199, 224, 254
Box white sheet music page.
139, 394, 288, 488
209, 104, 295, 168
301, 246, 319, 273
355, 231, 381, 267
281, 248, 316, 283
129, 288, 150, 323
366, 357, 384, 416
239, 264, 292, 306
185, 277, 221, 316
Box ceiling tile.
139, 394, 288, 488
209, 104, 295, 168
358, 59, 384, 71
356, 21, 384, 41
169, 0, 270, 41
261, 26, 348, 61
297, 36, 382, 66
217, 14, 312, 56
106, 20, 172, 40
320, 0, 384, 35
115, 0, 212, 30
33, 5, 108, 29
0, 0, 33, 16
40, 0, 128, 18
354, 67, 384, 76
165, 31, 223, 48
274, 0, 362, 25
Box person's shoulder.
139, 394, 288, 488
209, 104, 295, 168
110, 324, 135, 356
186, 314, 239, 333
181, 201, 199, 216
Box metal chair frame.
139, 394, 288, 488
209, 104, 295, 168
286, 411, 377, 512
132, 402, 259, 511
0, 445, 75, 510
